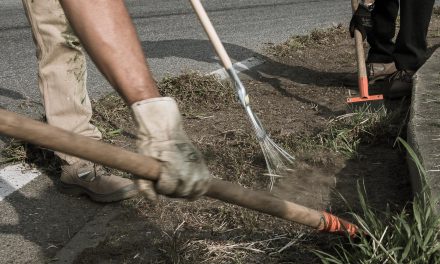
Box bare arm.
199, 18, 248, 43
59, 0, 160, 105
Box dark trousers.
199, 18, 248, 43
366, 0, 435, 71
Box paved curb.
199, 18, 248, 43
408, 48, 440, 212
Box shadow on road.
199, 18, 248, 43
142, 38, 352, 117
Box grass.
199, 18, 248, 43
0, 139, 26, 164
159, 71, 235, 113
314, 138, 440, 264
266, 25, 347, 58
318, 105, 401, 157
91, 71, 235, 140
280, 104, 406, 160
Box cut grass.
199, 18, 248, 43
266, 25, 347, 58
159, 71, 235, 113
314, 138, 440, 264
91, 71, 235, 141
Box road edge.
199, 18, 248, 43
408, 47, 440, 213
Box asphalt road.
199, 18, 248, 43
0, 1, 353, 263
0, 0, 351, 116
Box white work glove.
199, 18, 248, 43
131, 97, 211, 199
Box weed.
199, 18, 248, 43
318, 105, 397, 157
314, 138, 440, 264
280, 105, 405, 159
159, 221, 191, 264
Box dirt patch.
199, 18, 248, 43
0, 13, 427, 264
71, 17, 440, 263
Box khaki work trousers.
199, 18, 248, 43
22, 0, 102, 164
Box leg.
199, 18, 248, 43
22, 0, 101, 164
393, 0, 435, 71
366, 0, 399, 63
22, 0, 151, 202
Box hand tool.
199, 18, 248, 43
347, 0, 384, 107
189, 0, 295, 189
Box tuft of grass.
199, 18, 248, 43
91, 93, 132, 142
0, 140, 27, 164
266, 25, 347, 58
158, 71, 235, 113
318, 105, 399, 157
314, 138, 440, 264
281, 105, 405, 159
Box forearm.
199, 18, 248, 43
59, 0, 160, 105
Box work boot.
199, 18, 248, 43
367, 62, 397, 84
60, 160, 140, 202
385, 70, 415, 99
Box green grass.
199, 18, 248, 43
281, 104, 405, 160
318, 105, 398, 157
314, 138, 440, 264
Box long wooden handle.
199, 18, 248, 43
189, 0, 233, 69
352, 0, 368, 82
351, 0, 369, 98
0, 109, 357, 235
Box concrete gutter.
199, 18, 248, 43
407, 48, 440, 212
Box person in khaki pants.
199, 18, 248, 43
21, 0, 211, 202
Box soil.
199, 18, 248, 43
68, 13, 440, 264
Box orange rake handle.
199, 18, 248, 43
0, 109, 359, 236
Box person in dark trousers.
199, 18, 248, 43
350, 0, 436, 98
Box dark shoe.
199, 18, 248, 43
367, 62, 397, 84
385, 70, 415, 99
60, 160, 139, 202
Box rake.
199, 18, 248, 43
189, 0, 295, 188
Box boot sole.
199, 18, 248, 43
59, 182, 139, 203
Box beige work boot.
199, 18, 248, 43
367, 62, 397, 84
60, 160, 140, 202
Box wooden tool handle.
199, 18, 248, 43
351, 0, 368, 80
189, 0, 233, 69
0, 109, 357, 235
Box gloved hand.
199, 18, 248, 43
349, 4, 374, 40
131, 97, 211, 199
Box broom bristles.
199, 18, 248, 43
244, 105, 295, 189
